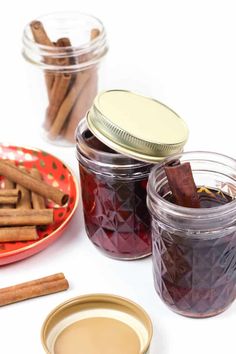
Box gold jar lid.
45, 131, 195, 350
87, 90, 189, 162
41, 293, 153, 354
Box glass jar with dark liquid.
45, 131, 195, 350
76, 89, 188, 261
76, 118, 152, 260
147, 151, 236, 318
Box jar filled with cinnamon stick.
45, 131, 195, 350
22, 12, 108, 145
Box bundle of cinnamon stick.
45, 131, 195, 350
0, 160, 69, 242
30, 20, 100, 143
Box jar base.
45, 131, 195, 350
164, 303, 232, 318
91, 242, 152, 261
41, 129, 75, 147
154, 282, 234, 318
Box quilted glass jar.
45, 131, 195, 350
76, 118, 152, 260
147, 151, 236, 318
22, 11, 108, 146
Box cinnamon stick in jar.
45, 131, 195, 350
49, 28, 100, 141
0, 160, 69, 206
45, 37, 73, 130
63, 74, 98, 142
165, 162, 200, 208
48, 72, 91, 138
0, 273, 69, 307
91, 28, 100, 41
30, 20, 55, 96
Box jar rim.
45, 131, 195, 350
147, 151, 236, 227
22, 11, 108, 71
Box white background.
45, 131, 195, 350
0, 1, 236, 353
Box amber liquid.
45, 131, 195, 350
79, 132, 151, 259
153, 188, 236, 317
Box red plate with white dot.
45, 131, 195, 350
0, 143, 79, 265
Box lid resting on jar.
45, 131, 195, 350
87, 90, 189, 163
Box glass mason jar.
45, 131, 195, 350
147, 151, 236, 318
76, 118, 153, 260
22, 12, 108, 146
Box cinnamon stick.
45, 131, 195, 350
48, 71, 91, 138
0, 190, 20, 197
12, 166, 38, 241
30, 20, 53, 47
1, 161, 15, 208
55, 37, 74, 65
63, 74, 98, 142
0, 273, 69, 306
0, 226, 38, 242
0, 197, 18, 205
62, 29, 100, 142
3, 177, 14, 189
46, 73, 71, 128
16, 166, 31, 209
0, 209, 53, 226
165, 162, 200, 208
49, 29, 100, 140
30, 168, 46, 209
0, 189, 21, 204
91, 28, 100, 40
30, 20, 55, 95
45, 37, 73, 130
0, 273, 65, 294
0, 160, 69, 206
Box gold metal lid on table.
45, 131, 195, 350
87, 90, 189, 162
41, 294, 153, 354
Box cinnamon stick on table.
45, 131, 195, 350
164, 162, 200, 208
0, 160, 69, 206
0, 273, 69, 307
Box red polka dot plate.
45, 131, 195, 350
0, 144, 79, 266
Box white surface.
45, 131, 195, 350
0, 1, 235, 353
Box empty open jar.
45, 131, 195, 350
147, 151, 236, 318
22, 12, 108, 145
76, 90, 188, 260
